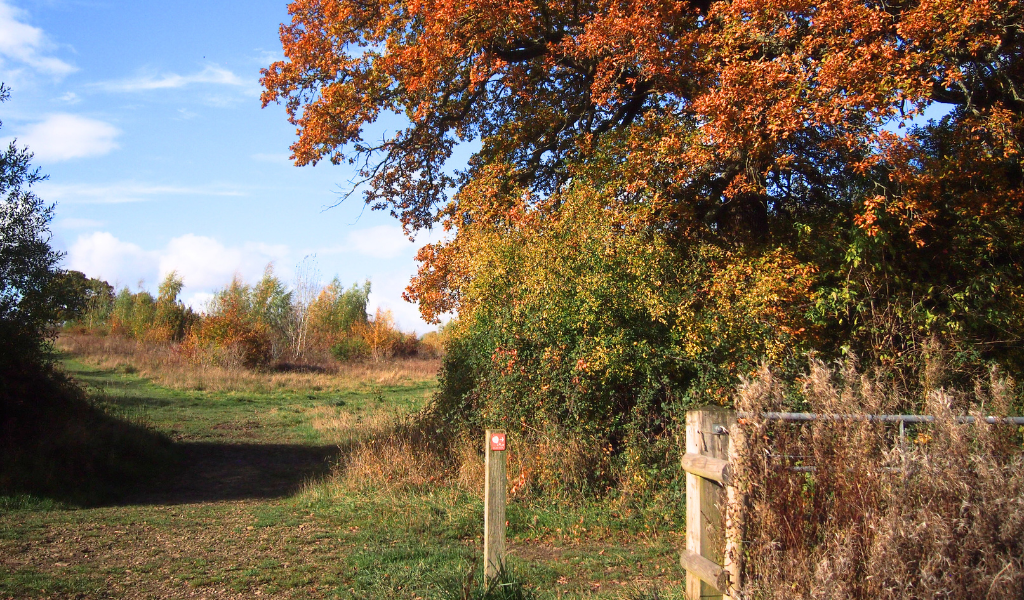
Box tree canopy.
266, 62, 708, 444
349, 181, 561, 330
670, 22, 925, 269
262, 0, 1022, 232
263, 0, 1024, 434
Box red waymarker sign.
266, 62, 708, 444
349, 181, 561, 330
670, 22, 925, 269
490, 432, 506, 451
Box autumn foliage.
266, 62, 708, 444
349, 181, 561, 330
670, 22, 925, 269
263, 0, 1024, 445
262, 0, 1023, 231
68, 268, 433, 370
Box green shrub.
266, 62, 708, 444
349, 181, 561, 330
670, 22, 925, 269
150, 271, 190, 341
110, 287, 156, 338
70, 272, 196, 342
184, 311, 273, 370
207, 266, 292, 359
330, 336, 370, 362
303, 278, 370, 355
59, 271, 114, 331
428, 184, 809, 448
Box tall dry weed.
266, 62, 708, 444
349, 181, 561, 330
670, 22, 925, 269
735, 360, 1024, 599
338, 435, 450, 492
306, 417, 462, 498
504, 431, 611, 500
308, 422, 613, 504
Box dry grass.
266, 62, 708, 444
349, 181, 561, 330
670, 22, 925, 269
302, 418, 462, 499
309, 420, 617, 507
334, 435, 451, 492
57, 331, 440, 392
503, 431, 613, 500
304, 404, 400, 445
735, 359, 1024, 599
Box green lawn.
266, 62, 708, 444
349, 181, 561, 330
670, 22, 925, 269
0, 358, 685, 599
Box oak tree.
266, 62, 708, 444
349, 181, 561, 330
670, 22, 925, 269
263, 0, 1024, 425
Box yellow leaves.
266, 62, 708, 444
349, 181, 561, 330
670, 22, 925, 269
669, 244, 816, 373
350, 307, 401, 362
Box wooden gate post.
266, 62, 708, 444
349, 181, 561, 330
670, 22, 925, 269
682, 407, 739, 600
484, 429, 507, 583
723, 418, 746, 599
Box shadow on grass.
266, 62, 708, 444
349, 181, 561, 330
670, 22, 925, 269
2, 361, 341, 508
122, 441, 339, 506
2, 361, 177, 507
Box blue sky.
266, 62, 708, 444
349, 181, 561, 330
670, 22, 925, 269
0, 0, 444, 333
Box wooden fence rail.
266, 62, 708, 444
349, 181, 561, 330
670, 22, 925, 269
680, 408, 1024, 600
741, 412, 1024, 425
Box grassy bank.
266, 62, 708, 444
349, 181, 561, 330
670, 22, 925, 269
0, 359, 176, 507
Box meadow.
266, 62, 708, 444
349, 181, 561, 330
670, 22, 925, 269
0, 336, 684, 600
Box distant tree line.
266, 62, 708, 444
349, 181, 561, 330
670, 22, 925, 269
63, 268, 442, 369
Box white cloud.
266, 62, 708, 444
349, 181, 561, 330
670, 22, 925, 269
0, 0, 75, 77
57, 217, 103, 229
158, 234, 288, 290
58, 91, 79, 104
67, 232, 156, 287
94, 65, 246, 93
182, 291, 215, 312
35, 181, 245, 204
366, 273, 435, 334
347, 225, 413, 259
252, 49, 283, 65
65, 232, 289, 301
15, 114, 119, 161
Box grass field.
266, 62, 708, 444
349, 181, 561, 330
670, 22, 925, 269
1, 353, 685, 599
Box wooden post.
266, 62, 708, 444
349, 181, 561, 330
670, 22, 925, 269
723, 419, 746, 599
683, 407, 737, 600
484, 429, 507, 583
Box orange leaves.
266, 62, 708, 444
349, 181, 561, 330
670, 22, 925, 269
854, 108, 1024, 247
264, 0, 1024, 381
491, 346, 519, 375
262, 0, 1024, 235
405, 241, 465, 323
